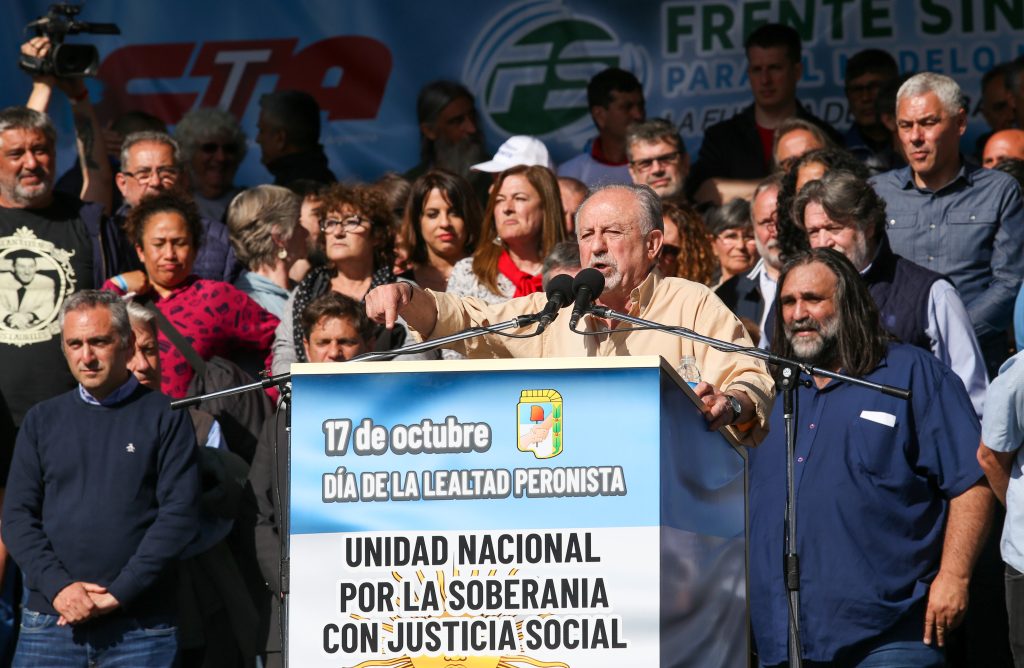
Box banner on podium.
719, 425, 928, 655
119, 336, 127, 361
288, 357, 745, 667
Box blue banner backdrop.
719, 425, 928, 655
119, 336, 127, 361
4, 1, 1023, 187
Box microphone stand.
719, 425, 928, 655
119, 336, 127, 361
168, 310, 554, 668
168, 311, 547, 411
582, 304, 910, 667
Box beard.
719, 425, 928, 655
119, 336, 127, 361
433, 134, 488, 179
785, 313, 839, 366
1, 168, 54, 207
589, 251, 622, 295
754, 235, 782, 271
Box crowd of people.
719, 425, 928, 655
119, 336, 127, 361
0, 19, 1023, 668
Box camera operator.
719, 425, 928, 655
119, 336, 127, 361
21, 36, 112, 213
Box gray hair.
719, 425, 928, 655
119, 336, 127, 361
541, 240, 581, 288
59, 290, 132, 349
125, 300, 155, 329
576, 183, 664, 237
897, 72, 966, 116
120, 131, 181, 170
173, 107, 248, 164
791, 170, 887, 238
625, 118, 684, 161
0, 107, 56, 150
704, 198, 752, 236
226, 185, 302, 270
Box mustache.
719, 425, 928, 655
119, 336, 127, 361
589, 252, 617, 269
787, 317, 824, 334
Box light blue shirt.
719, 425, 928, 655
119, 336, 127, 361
78, 374, 139, 406
234, 271, 289, 319
981, 352, 1024, 572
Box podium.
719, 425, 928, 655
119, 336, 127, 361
287, 356, 748, 667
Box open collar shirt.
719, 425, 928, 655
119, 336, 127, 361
423, 270, 775, 446
870, 161, 1024, 338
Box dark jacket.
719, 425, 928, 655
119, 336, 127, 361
686, 102, 844, 199
863, 235, 946, 350
715, 271, 764, 324
266, 147, 336, 187
248, 408, 288, 653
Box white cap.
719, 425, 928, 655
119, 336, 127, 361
471, 135, 554, 172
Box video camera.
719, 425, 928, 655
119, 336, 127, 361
19, 3, 120, 78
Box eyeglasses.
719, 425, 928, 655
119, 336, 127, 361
755, 216, 778, 231
630, 150, 681, 172
198, 142, 240, 155
320, 216, 370, 233
121, 166, 180, 183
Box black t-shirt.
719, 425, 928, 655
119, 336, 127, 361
0, 192, 96, 426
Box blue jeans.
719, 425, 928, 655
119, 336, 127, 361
13, 610, 177, 667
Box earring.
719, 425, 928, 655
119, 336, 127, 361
492, 235, 503, 247
278, 248, 288, 260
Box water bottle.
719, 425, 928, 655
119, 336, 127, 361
677, 355, 701, 389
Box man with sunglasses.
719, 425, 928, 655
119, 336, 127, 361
112, 131, 238, 283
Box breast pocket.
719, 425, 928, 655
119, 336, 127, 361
884, 210, 918, 258
948, 210, 997, 264
847, 414, 903, 482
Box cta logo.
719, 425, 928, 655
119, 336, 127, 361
94, 37, 392, 126
464, 2, 648, 139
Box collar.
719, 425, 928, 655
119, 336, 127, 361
238, 271, 289, 297
746, 258, 765, 281
79, 374, 140, 406
897, 157, 972, 192
590, 136, 628, 166
859, 235, 893, 278
625, 269, 660, 313
153, 275, 200, 302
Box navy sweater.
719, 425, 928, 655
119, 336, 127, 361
2, 385, 200, 619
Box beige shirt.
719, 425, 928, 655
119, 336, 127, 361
421, 271, 776, 446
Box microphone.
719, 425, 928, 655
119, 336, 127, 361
534, 274, 575, 333
569, 268, 605, 329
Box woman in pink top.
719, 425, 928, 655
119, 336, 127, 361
104, 192, 278, 398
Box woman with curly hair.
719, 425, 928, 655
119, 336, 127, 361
271, 183, 423, 373
173, 107, 247, 222
661, 201, 717, 285
103, 191, 278, 398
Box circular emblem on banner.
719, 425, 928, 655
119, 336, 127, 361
464, 2, 649, 140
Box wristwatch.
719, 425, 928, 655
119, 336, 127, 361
724, 393, 742, 424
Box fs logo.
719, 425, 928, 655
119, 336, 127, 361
94, 37, 392, 126
464, 2, 649, 140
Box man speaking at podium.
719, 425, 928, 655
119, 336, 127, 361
366, 183, 774, 446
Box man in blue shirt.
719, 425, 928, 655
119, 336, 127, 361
977, 351, 1024, 665
2, 290, 199, 667
870, 72, 1024, 378
749, 248, 993, 666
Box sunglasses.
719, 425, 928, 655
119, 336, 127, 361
198, 142, 240, 155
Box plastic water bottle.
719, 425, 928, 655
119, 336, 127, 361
677, 355, 701, 389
